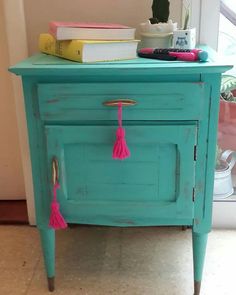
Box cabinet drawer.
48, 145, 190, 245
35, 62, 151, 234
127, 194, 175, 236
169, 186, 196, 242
38, 82, 205, 121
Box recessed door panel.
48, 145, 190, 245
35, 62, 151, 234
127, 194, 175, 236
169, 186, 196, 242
45, 125, 196, 222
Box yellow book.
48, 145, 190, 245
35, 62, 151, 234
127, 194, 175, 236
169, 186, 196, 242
39, 34, 139, 63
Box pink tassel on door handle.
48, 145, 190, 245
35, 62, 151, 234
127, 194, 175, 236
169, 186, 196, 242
112, 102, 130, 160
49, 182, 67, 230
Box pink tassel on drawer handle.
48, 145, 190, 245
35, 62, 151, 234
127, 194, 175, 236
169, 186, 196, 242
112, 102, 130, 160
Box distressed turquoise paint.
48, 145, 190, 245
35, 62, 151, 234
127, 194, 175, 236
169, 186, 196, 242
192, 232, 208, 282
39, 229, 55, 278
9, 52, 232, 76
45, 125, 196, 222
38, 82, 205, 121
9, 49, 232, 293
194, 74, 223, 234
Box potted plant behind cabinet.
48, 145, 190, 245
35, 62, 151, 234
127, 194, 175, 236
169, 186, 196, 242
218, 75, 236, 151
214, 147, 236, 199
214, 75, 236, 199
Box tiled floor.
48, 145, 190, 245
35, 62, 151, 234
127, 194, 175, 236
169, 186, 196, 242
0, 226, 235, 295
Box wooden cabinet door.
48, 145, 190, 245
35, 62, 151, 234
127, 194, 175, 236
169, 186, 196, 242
45, 124, 197, 226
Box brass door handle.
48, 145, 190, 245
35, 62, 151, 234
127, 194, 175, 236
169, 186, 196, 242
52, 157, 59, 185
103, 99, 137, 107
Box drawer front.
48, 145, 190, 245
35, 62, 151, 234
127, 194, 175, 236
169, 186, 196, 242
45, 124, 196, 224
38, 82, 204, 121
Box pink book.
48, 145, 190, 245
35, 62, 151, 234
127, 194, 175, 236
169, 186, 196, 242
49, 21, 136, 41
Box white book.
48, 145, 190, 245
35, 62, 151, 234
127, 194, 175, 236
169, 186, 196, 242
49, 21, 136, 41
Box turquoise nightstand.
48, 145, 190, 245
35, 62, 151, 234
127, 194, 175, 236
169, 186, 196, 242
9, 52, 232, 294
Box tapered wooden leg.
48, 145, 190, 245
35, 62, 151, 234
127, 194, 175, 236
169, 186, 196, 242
192, 232, 208, 295
39, 228, 55, 291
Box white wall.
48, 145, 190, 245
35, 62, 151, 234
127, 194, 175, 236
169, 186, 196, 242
0, 0, 25, 199
24, 0, 183, 54
3, 0, 36, 223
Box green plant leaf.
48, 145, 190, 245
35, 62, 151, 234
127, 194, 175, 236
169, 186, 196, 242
221, 75, 236, 93
152, 0, 170, 22
183, 6, 190, 30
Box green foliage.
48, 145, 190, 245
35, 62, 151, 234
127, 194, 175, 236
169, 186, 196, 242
220, 75, 236, 102
183, 6, 190, 30
150, 0, 170, 24
221, 75, 236, 93
216, 75, 236, 168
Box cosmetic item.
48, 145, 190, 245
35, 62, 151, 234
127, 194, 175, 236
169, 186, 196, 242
138, 48, 208, 62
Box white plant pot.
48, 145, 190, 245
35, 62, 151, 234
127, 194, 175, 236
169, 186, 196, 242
173, 28, 196, 49
214, 168, 234, 199
139, 32, 173, 49
213, 150, 236, 199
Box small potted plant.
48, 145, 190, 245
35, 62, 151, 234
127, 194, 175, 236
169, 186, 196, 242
139, 0, 177, 49
173, 2, 196, 49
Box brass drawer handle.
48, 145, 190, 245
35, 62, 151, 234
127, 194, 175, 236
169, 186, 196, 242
52, 157, 59, 185
103, 99, 137, 107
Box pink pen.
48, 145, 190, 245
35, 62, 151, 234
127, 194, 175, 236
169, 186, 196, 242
169, 51, 196, 61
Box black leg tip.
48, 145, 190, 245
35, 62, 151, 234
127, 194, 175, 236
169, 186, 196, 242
194, 281, 201, 295
47, 277, 55, 292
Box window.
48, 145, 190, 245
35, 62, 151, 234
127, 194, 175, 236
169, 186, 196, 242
218, 0, 236, 75
191, 0, 236, 228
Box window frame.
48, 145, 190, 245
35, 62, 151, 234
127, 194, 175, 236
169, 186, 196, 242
190, 0, 236, 228
188, 0, 220, 50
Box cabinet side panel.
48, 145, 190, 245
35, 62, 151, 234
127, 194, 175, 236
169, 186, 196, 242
22, 77, 50, 228
193, 73, 222, 233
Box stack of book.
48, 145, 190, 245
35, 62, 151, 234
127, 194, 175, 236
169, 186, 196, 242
39, 21, 138, 63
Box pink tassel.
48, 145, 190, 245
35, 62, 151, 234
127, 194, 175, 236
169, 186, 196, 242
112, 102, 130, 160
49, 182, 67, 230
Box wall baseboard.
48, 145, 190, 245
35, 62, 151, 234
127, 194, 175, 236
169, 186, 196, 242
0, 200, 28, 224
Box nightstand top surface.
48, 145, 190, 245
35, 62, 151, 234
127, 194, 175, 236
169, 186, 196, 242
9, 45, 233, 76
